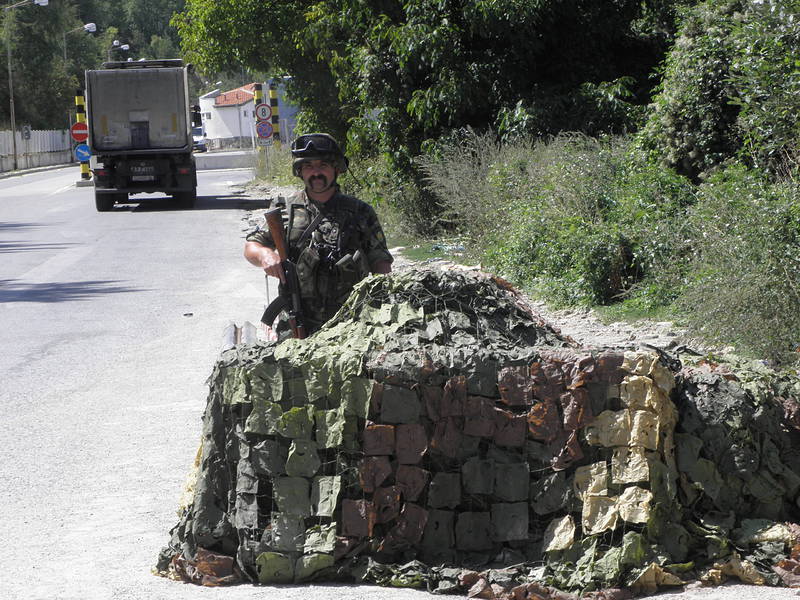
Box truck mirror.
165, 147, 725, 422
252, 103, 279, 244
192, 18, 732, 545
192, 105, 202, 127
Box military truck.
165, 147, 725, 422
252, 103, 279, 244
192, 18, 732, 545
85, 59, 200, 212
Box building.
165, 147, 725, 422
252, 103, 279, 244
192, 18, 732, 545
198, 81, 298, 151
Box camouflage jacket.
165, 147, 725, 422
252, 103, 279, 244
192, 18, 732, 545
247, 188, 393, 331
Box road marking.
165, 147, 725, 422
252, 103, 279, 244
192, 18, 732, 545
16, 245, 94, 284
47, 183, 75, 196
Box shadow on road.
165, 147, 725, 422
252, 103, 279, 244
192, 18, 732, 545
0, 222, 47, 231
0, 241, 75, 254
0, 279, 138, 303
108, 193, 267, 212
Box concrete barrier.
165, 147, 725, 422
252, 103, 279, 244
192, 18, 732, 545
195, 150, 256, 171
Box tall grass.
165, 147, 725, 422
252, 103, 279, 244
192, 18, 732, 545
414, 129, 799, 363
679, 166, 800, 362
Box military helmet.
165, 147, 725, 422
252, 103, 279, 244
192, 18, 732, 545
291, 133, 349, 176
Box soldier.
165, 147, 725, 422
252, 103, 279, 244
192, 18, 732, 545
244, 132, 393, 338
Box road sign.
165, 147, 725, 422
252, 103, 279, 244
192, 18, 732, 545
21, 125, 31, 140
256, 121, 273, 138
257, 137, 273, 147
70, 122, 89, 142
74, 143, 91, 162
254, 103, 272, 121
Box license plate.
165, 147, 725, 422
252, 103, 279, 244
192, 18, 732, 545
131, 175, 155, 181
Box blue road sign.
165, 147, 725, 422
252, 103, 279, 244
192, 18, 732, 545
74, 143, 91, 162
255, 121, 273, 138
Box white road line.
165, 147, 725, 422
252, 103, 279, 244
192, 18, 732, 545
48, 183, 75, 196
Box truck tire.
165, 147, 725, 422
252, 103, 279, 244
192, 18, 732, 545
175, 189, 196, 209
95, 192, 115, 212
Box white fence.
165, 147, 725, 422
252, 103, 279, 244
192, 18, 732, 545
0, 129, 74, 173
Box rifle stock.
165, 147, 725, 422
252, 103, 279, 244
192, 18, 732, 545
263, 207, 307, 339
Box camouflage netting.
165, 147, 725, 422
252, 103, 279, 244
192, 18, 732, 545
156, 266, 800, 597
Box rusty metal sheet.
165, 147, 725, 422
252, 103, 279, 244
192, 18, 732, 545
395, 423, 429, 464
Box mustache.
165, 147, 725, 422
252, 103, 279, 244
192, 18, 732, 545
309, 174, 328, 185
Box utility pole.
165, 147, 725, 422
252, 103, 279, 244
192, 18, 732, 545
5, 11, 18, 170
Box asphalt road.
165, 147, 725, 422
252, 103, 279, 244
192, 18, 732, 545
0, 167, 796, 600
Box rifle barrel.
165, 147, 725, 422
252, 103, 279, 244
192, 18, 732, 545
264, 208, 289, 261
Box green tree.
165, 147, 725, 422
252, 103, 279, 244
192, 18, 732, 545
175, 0, 682, 229
636, 0, 800, 180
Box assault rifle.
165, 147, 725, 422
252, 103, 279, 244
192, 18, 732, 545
260, 207, 307, 339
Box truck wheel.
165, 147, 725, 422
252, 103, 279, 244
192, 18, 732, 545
175, 189, 196, 209
95, 192, 115, 212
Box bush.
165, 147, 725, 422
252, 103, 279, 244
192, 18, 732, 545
728, 0, 800, 175
635, 0, 742, 181
677, 164, 800, 362
418, 130, 694, 307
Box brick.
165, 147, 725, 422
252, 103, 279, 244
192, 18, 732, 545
493, 462, 530, 502
381, 385, 421, 423
341, 499, 375, 538
422, 509, 454, 549
421, 384, 442, 421
561, 388, 592, 431
358, 456, 392, 493
430, 418, 462, 458
462, 457, 495, 495
493, 408, 527, 447
363, 423, 395, 456
527, 399, 561, 443
441, 376, 466, 417
550, 430, 584, 471
455, 512, 493, 551
491, 502, 529, 542
463, 396, 496, 438
497, 365, 533, 406
395, 423, 428, 464
374, 485, 402, 524
396, 465, 430, 502
428, 472, 461, 508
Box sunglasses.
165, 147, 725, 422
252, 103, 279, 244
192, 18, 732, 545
291, 134, 337, 153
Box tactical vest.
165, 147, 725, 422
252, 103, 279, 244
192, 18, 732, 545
273, 192, 372, 329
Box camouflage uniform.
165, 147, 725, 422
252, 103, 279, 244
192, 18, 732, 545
247, 188, 393, 335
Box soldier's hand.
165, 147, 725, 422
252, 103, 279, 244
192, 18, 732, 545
259, 249, 285, 283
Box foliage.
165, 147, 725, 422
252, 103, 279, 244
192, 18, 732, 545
635, 0, 742, 181
637, 0, 800, 180
174, 0, 683, 224
418, 131, 695, 307
678, 164, 800, 362
728, 0, 800, 174
0, 0, 192, 130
